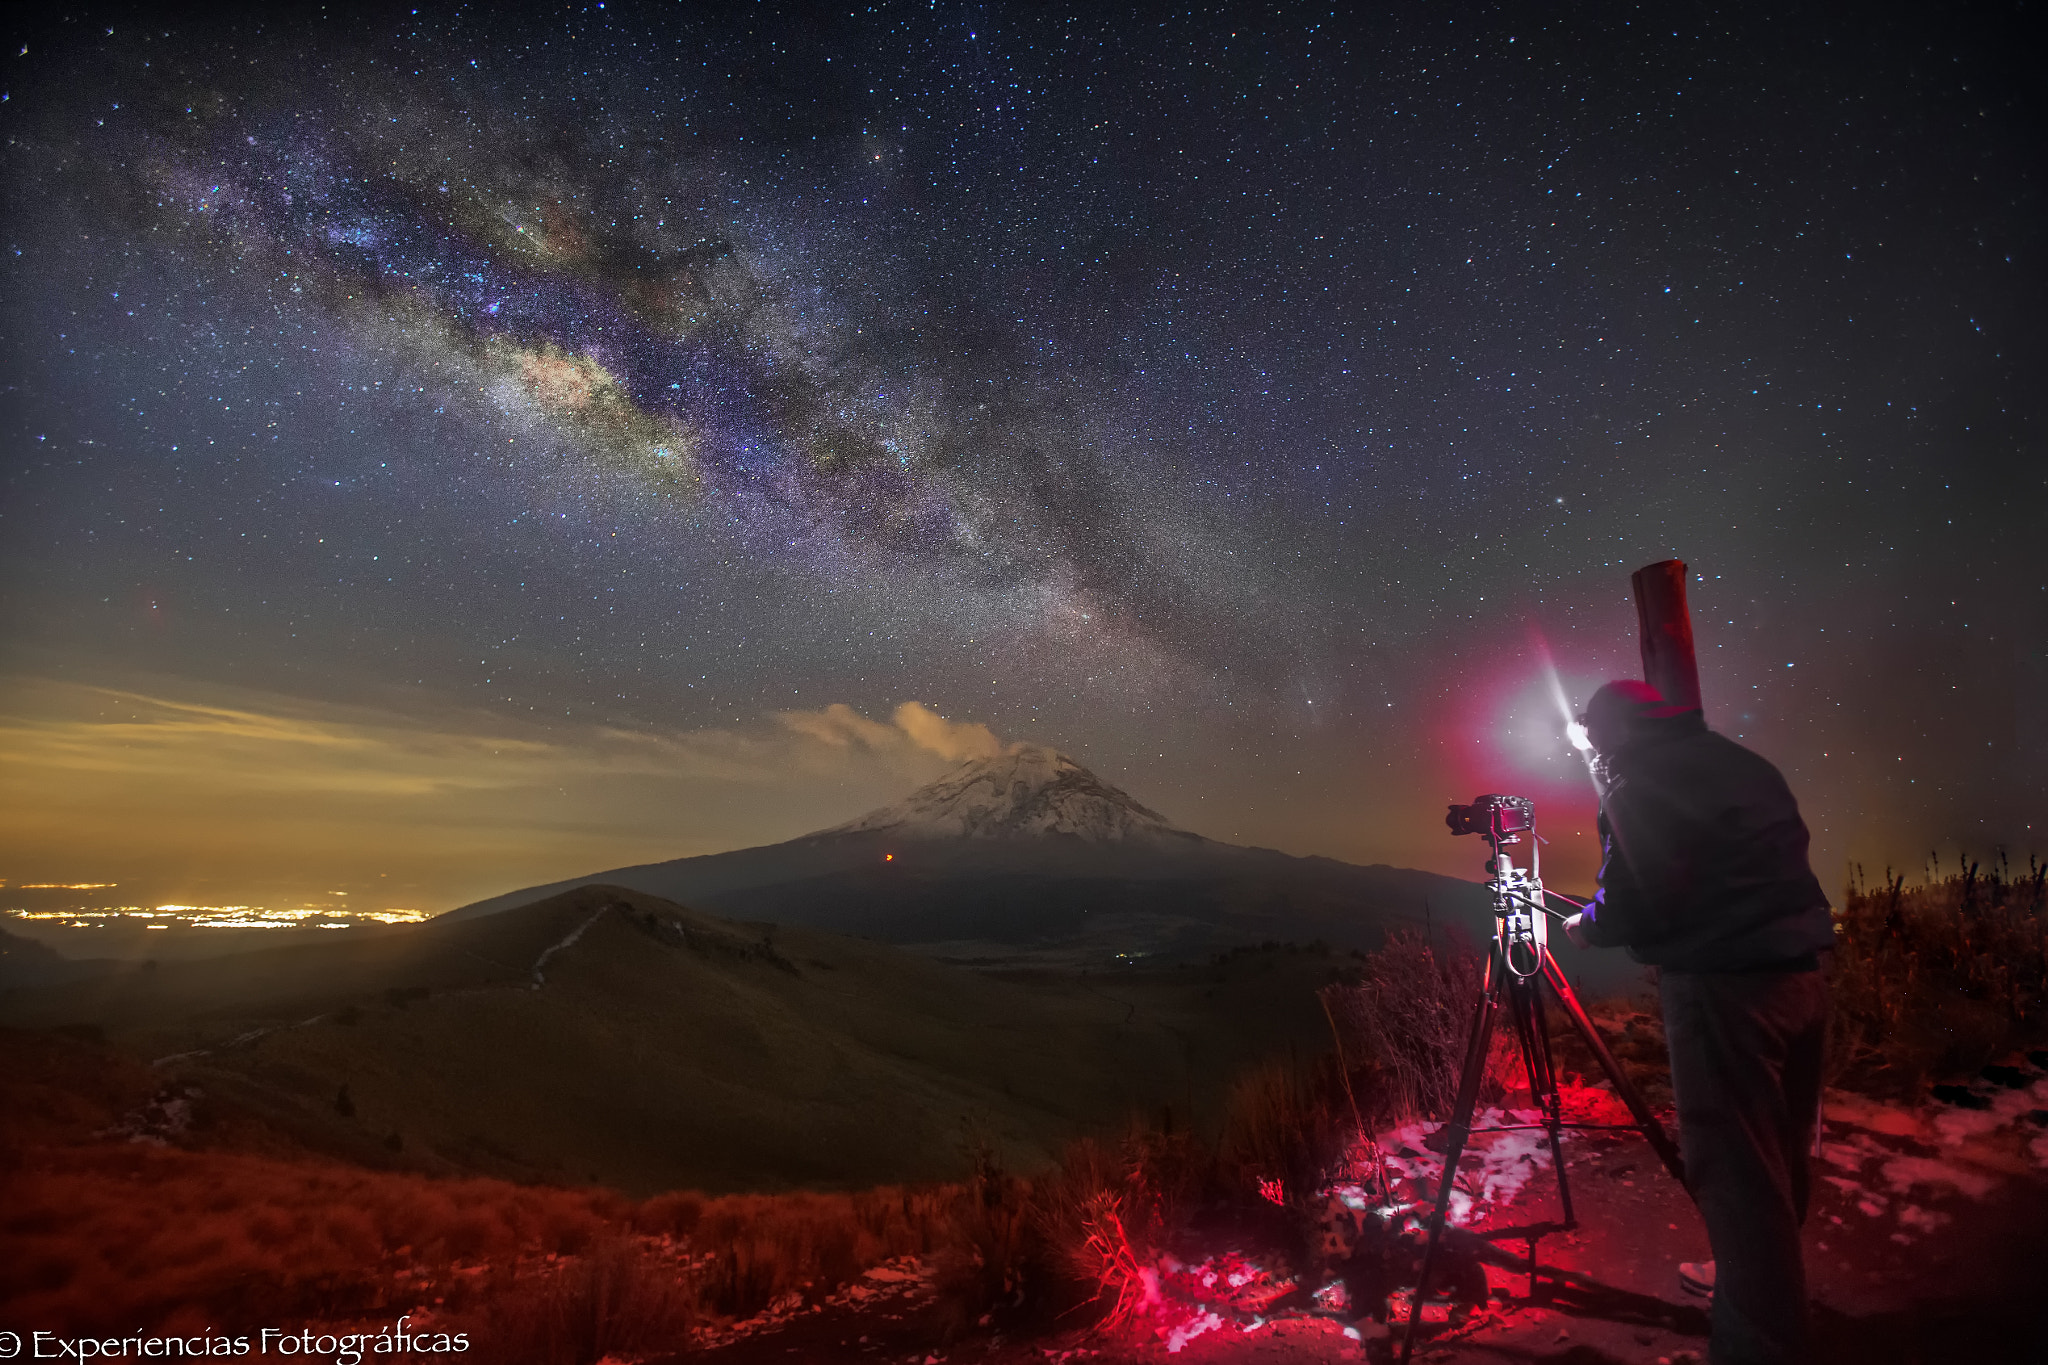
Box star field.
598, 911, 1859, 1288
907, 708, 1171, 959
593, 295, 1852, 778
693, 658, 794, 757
1, 2, 2039, 906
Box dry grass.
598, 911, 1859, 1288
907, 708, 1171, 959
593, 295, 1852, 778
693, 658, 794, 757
1027, 1131, 1192, 1329
1317, 930, 1522, 1127
1320, 856, 2048, 1119
1829, 856, 2048, 1095
449, 1237, 698, 1365
1215, 1059, 1352, 1211
0, 1130, 1039, 1340
1, 1074, 1107, 1353
682, 1186, 966, 1317
28, 911, 1863, 1354
0, 1141, 629, 1334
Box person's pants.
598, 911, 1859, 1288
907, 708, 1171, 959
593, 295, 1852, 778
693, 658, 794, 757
1659, 965, 1828, 1365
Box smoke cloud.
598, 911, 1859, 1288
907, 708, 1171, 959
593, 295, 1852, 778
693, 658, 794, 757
889, 702, 1005, 762
775, 703, 902, 752
777, 701, 1004, 762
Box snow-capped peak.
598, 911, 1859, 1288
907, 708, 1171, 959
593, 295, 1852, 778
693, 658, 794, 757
824, 744, 1180, 842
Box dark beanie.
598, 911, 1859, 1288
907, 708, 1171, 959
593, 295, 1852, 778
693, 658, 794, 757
1584, 679, 1690, 735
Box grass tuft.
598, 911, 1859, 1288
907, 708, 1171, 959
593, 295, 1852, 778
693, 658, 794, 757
1829, 857, 2048, 1095
1317, 930, 1521, 1127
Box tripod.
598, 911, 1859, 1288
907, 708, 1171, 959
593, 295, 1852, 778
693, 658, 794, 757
1397, 797, 1687, 1364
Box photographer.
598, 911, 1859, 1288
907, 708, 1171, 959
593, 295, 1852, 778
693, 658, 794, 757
1561, 680, 1834, 1365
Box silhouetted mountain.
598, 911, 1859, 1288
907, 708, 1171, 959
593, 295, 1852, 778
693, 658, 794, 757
0, 927, 114, 990
445, 749, 1501, 967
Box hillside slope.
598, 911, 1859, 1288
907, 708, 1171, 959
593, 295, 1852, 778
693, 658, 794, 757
0, 885, 1338, 1193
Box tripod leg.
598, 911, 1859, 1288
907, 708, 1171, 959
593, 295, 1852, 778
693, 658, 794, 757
1401, 951, 1500, 1365
1522, 981, 1576, 1228
1540, 954, 1688, 1190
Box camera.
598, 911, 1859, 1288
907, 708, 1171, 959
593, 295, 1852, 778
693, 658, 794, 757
1444, 793, 1534, 840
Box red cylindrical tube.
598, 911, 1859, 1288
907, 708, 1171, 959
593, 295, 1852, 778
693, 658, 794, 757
1631, 559, 1703, 713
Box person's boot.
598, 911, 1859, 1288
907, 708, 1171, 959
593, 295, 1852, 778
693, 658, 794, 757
1678, 1260, 1716, 1298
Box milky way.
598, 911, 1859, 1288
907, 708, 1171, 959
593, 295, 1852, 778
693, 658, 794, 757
1, 2, 2039, 895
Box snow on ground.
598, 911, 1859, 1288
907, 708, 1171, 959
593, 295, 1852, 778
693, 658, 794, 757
1380, 1110, 1561, 1226
677, 1055, 2048, 1362
1810, 1050, 2048, 1253
1373, 1080, 1645, 1227
1120, 1054, 2048, 1355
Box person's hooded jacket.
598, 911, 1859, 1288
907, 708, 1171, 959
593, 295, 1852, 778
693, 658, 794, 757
1580, 709, 1835, 971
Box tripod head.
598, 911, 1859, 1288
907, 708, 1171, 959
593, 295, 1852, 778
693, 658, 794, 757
1446, 793, 1549, 978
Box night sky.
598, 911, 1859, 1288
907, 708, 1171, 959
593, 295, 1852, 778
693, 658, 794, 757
2, 2, 2039, 916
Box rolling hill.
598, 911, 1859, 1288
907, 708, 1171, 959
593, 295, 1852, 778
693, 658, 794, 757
0, 884, 1344, 1193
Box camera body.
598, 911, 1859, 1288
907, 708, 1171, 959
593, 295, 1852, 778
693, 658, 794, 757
1444, 793, 1534, 840
1446, 793, 1547, 978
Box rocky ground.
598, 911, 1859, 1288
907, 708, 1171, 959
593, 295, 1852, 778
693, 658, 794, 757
670, 1051, 2048, 1365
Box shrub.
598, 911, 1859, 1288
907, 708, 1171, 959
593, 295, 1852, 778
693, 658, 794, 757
451, 1236, 698, 1365
1027, 1137, 1159, 1328
1215, 1059, 1349, 1212
1828, 857, 2048, 1095
1318, 930, 1521, 1125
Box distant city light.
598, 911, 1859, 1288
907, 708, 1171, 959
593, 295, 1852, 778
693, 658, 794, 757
4, 902, 431, 931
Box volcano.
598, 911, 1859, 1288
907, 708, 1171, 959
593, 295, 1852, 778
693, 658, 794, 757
444, 746, 1503, 970
823, 744, 1186, 843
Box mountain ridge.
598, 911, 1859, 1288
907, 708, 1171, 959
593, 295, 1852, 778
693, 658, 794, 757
438, 747, 1509, 972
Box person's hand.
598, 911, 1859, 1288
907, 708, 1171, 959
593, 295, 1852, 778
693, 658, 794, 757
1562, 913, 1592, 949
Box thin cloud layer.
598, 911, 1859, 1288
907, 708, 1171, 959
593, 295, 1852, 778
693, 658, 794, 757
0, 677, 1001, 905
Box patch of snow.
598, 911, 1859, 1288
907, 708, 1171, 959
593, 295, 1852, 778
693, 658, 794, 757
1147, 1251, 1295, 1343
1820, 1131, 1888, 1170
1895, 1204, 1951, 1235
1821, 1088, 1926, 1139
1878, 1155, 1996, 1201
1164, 1310, 1224, 1353
1929, 1074, 2048, 1148
1381, 1108, 1576, 1223
1809, 1060, 2048, 1245
862, 1263, 922, 1283
823, 745, 1181, 842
